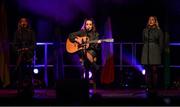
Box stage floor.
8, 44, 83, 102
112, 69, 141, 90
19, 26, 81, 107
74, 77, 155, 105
0, 88, 180, 105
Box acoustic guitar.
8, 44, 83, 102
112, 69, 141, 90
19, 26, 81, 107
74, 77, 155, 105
66, 36, 114, 53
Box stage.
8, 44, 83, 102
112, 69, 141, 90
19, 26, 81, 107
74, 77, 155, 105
1, 0, 180, 106
0, 88, 180, 105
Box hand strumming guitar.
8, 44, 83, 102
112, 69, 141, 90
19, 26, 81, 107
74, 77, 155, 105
75, 36, 89, 44
75, 37, 82, 44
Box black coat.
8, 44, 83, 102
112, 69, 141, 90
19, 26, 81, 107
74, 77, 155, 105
13, 28, 36, 59
141, 27, 164, 65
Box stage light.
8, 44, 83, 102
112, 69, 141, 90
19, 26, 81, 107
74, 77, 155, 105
163, 97, 171, 105
142, 69, 146, 75
83, 71, 92, 79
33, 68, 39, 74
125, 84, 128, 87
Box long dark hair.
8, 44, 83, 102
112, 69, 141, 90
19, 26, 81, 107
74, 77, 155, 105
17, 17, 30, 31
81, 18, 96, 32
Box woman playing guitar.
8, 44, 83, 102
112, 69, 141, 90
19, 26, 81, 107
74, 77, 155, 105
67, 18, 101, 89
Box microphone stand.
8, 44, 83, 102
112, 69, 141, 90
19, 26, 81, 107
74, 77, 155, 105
81, 37, 89, 81
147, 29, 150, 70
147, 28, 151, 93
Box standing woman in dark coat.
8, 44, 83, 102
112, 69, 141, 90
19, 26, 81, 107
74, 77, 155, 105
141, 16, 164, 95
13, 17, 36, 97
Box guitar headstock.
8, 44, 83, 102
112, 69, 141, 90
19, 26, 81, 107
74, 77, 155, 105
103, 39, 114, 42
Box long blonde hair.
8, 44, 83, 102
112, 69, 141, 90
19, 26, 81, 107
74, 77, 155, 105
146, 16, 160, 29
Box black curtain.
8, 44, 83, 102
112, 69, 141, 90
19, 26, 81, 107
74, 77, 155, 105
0, 0, 10, 87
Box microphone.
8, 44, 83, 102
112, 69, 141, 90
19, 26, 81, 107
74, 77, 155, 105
22, 24, 25, 28
86, 27, 91, 31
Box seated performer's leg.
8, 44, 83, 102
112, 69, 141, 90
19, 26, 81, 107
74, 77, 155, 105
83, 59, 91, 80
78, 51, 91, 80
86, 51, 99, 92
79, 50, 98, 92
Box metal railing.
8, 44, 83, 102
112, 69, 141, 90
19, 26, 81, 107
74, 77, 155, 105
9, 42, 180, 87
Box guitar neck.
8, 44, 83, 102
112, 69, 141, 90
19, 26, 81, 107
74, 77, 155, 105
88, 40, 98, 43
89, 39, 114, 43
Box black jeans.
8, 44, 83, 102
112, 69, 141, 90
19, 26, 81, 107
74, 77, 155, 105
16, 52, 34, 97
144, 65, 158, 93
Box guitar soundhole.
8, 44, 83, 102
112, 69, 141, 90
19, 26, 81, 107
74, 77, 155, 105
82, 37, 89, 43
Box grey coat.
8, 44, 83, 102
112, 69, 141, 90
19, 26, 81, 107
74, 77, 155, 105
141, 27, 164, 65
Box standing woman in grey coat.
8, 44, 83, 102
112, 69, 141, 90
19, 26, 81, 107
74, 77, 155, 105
141, 16, 164, 95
